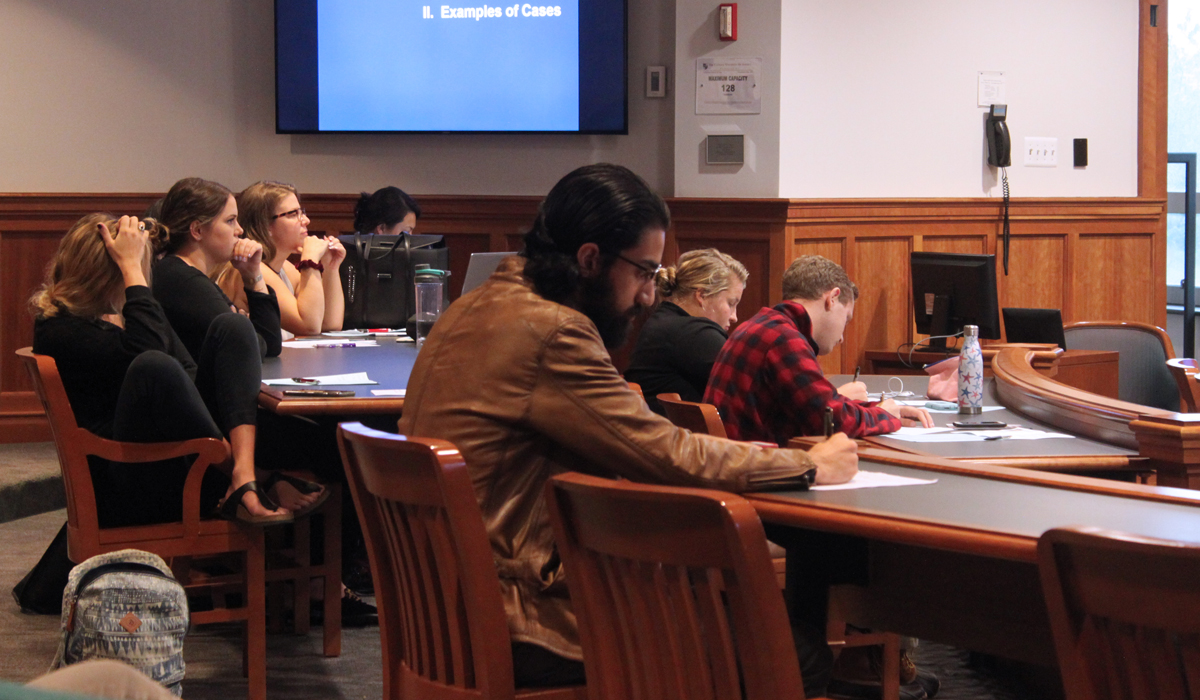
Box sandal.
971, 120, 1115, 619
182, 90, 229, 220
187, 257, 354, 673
261, 472, 331, 518
216, 481, 294, 525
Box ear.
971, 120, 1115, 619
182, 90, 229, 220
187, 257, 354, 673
189, 220, 204, 242
693, 288, 708, 309
824, 287, 842, 310
576, 242, 603, 278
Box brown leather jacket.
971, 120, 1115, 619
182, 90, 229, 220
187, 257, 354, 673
398, 256, 816, 659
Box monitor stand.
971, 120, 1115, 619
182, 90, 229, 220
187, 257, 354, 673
927, 295, 952, 350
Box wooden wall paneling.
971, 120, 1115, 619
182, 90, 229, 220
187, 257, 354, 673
851, 238, 913, 376
999, 236, 1067, 327
1, 231, 63, 393
1073, 234, 1158, 324
922, 236, 989, 255
784, 234, 846, 373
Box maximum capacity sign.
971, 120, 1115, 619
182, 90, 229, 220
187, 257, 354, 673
695, 57, 761, 115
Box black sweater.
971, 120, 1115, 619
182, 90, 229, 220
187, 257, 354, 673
32, 286, 196, 437
625, 301, 729, 414
152, 255, 282, 360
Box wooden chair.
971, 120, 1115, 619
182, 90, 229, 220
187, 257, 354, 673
1167, 357, 1200, 412
17, 347, 267, 700
626, 380, 644, 399
1039, 526, 1200, 700
656, 392, 728, 437
335, 422, 586, 700
1063, 321, 1180, 411
656, 391, 900, 696
544, 471, 839, 700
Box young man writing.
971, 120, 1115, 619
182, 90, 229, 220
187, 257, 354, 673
707, 254, 933, 446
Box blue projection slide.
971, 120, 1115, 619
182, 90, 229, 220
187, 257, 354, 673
317, 0, 579, 131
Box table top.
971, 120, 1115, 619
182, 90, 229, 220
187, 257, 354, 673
829, 374, 1137, 465
258, 338, 418, 415
749, 450, 1200, 562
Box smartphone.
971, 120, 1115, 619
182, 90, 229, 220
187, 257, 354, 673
282, 389, 355, 397
951, 420, 1007, 429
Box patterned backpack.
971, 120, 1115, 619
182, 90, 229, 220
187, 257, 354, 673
51, 549, 189, 696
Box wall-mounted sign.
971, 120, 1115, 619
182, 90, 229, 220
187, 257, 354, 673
696, 57, 761, 115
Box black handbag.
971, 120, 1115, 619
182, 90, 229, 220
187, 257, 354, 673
338, 232, 450, 329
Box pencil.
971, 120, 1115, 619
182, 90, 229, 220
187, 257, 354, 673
824, 406, 835, 437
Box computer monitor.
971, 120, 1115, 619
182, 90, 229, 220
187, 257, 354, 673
1002, 308, 1067, 349
910, 252, 1002, 348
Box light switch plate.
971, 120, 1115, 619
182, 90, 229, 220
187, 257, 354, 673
1024, 137, 1058, 167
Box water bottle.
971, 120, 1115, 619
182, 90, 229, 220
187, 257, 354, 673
958, 324, 983, 414
413, 265, 448, 349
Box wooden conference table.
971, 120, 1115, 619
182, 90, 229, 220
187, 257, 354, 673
258, 338, 417, 417
747, 447, 1200, 666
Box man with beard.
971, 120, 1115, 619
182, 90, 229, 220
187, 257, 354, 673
398, 163, 858, 694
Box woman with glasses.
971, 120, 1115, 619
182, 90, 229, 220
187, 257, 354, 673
352, 185, 421, 235
220, 181, 346, 336
625, 248, 747, 414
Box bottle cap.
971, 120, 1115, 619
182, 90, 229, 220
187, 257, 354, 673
963, 324, 979, 338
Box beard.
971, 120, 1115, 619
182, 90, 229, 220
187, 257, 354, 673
579, 273, 644, 349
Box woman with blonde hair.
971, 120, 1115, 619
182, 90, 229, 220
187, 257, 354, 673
625, 247, 748, 414
31, 212, 262, 526
219, 181, 346, 336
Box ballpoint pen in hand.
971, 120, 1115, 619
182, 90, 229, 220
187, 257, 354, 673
853, 365, 861, 383
824, 406, 835, 438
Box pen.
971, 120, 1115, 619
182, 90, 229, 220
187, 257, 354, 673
853, 365, 861, 383
313, 343, 357, 348
823, 406, 835, 438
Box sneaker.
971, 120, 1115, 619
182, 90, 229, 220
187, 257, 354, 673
826, 677, 927, 700
312, 588, 378, 627
343, 560, 374, 597
827, 645, 939, 700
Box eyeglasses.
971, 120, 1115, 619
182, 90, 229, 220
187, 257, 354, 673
271, 207, 307, 221
614, 253, 664, 283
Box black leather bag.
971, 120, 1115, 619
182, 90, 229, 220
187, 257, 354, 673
338, 232, 450, 329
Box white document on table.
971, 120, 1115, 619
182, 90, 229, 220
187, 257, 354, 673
282, 340, 379, 349
885, 426, 1075, 443
262, 372, 378, 386
809, 470, 938, 491
370, 389, 406, 397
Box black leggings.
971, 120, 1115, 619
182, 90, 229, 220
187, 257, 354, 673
99, 314, 261, 527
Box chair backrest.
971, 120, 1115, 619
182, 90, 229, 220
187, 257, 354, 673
656, 393, 728, 438
1062, 321, 1180, 411
16, 348, 228, 556
1038, 526, 1200, 700
336, 422, 521, 700
544, 472, 805, 700
1167, 358, 1200, 412
626, 381, 645, 399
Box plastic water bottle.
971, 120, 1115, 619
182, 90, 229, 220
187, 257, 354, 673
958, 324, 983, 414
413, 265, 448, 349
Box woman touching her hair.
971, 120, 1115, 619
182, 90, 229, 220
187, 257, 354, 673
31, 213, 292, 525
219, 181, 346, 336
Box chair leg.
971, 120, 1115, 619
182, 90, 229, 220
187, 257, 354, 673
245, 531, 268, 700
323, 486, 343, 657
294, 516, 312, 636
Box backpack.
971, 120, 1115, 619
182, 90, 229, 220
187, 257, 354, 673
51, 550, 188, 696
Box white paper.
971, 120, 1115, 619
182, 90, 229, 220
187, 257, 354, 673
696, 57, 762, 115
893, 400, 1006, 414
885, 426, 1075, 443
322, 329, 408, 338
263, 372, 378, 386
978, 71, 1006, 106
370, 389, 407, 397
282, 340, 380, 349
809, 470, 938, 491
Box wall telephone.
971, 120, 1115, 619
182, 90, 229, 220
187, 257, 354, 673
986, 104, 1011, 167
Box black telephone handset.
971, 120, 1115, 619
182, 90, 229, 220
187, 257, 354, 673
986, 104, 1011, 167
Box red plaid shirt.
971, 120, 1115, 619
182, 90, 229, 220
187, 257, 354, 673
704, 301, 901, 445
